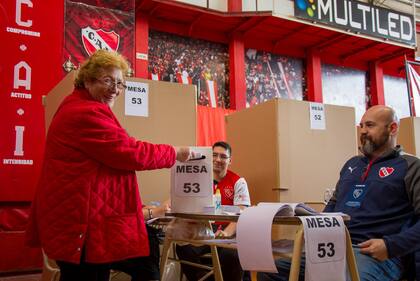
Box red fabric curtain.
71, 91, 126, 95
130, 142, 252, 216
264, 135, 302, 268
196, 105, 235, 146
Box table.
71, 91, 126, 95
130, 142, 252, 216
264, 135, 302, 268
160, 212, 359, 281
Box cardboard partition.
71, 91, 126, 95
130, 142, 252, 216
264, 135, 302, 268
44, 72, 197, 204
226, 98, 358, 205
43, 71, 77, 130
397, 117, 420, 157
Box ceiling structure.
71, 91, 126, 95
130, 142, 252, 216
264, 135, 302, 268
137, 0, 416, 77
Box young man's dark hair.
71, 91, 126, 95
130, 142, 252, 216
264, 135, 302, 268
212, 141, 232, 156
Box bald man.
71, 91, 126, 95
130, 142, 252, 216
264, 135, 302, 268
259, 106, 420, 281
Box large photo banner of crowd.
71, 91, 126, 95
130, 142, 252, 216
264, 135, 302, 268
148, 30, 305, 108
148, 30, 230, 108
147, 29, 412, 119
245, 49, 304, 107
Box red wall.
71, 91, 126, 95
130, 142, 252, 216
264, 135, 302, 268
0, 0, 64, 271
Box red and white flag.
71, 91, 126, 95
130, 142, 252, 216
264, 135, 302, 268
176, 73, 192, 84
277, 61, 293, 99
150, 73, 160, 81
206, 80, 218, 108
406, 62, 420, 116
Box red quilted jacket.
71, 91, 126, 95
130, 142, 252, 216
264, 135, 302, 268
25, 89, 176, 264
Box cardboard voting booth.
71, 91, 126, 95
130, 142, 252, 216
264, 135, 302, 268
226, 98, 358, 205
226, 99, 358, 239
397, 117, 420, 157
44, 72, 197, 204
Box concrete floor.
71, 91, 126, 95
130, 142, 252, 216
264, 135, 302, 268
0, 274, 41, 281
0, 269, 186, 281
0, 272, 132, 281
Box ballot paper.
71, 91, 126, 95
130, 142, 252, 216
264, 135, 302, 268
236, 204, 284, 272
236, 203, 346, 278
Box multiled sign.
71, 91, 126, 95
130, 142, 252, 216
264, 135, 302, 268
294, 0, 415, 46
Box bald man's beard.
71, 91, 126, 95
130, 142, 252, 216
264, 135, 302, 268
360, 131, 390, 157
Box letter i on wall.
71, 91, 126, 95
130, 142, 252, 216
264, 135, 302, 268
14, 126, 25, 156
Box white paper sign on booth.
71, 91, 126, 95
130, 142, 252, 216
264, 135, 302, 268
125, 81, 149, 117
309, 102, 326, 130
299, 215, 346, 281
171, 147, 213, 213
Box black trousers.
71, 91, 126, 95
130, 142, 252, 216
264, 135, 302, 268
57, 225, 161, 281
176, 244, 243, 281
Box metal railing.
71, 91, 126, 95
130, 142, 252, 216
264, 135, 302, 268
173, 0, 418, 22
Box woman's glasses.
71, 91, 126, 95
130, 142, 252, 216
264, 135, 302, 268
97, 77, 127, 90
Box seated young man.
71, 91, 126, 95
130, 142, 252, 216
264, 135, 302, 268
176, 141, 251, 281
258, 106, 420, 281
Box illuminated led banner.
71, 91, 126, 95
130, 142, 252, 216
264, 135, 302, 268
294, 0, 415, 46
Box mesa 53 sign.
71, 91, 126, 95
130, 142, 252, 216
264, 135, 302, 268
294, 0, 415, 46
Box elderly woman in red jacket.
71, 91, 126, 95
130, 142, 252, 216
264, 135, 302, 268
26, 50, 193, 281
